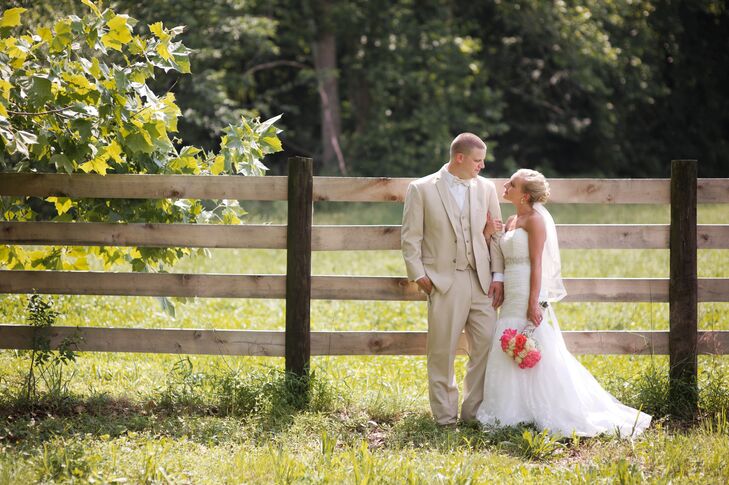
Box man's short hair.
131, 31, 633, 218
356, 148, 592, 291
450, 133, 487, 159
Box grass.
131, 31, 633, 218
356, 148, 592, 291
0, 203, 728, 483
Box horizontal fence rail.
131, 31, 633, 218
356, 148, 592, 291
1, 270, 728, 302
2, 222, 729, 250
0, 174, 291, 201
1, 325, 728, 356
2, 173, 728, 203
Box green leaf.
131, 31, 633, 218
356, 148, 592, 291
46, 197, 73, 215
27, 76, 53, 107
174, 56, 191, 74
50, 19, 73, 52
179, 146, 201, 157
157, 296, 176, 318
80, 0, 101, 17
70, 119, 93, 141
126, 134, 155, 154
51, 153, 74, 174
261, 135, 283, 153
0, 8, 26, 28
16, 131, 37, 146
101, 15, 133, 51
149, 22, 170, 41
257, 114, 283, 135
131, 258, 147, 272
62, 73, 96, 96
0, 78, 11, 101
9, 137, 28, 158
211, 155, 225, 175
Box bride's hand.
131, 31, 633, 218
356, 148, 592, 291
527, 302, 543, 326
484, 211, 503, 238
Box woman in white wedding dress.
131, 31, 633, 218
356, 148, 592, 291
475, 169, 651, 437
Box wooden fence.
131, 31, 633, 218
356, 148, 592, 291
1, 159, 728, 411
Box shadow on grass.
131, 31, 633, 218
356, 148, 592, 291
0, 365, 342, 447
388, 412, 571, 461
3, 360, 726, 457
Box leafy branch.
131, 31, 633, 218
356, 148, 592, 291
0, 4, 283, 287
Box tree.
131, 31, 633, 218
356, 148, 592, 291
251, 0, 506, 176
0, 3, 282, 275
11, 1, 726, 177
111, 0, 281, 152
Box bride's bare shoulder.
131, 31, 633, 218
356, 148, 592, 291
523, 211, 546, 234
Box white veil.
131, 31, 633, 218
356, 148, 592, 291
534, 203, 567, 303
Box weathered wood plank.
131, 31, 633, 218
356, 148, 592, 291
2, 173, 726, 203
697, 178, 729, 203
2, 325, 727, 356
0, 222, 288, 249
0, 271, 286, 298
312, 178, 676, 203
0, 325, 285, 356
312, 225, 402, 250
0, 173, 289, 200
1, 271, 727, 302
696, 225, 729, 249
311, 276, 423, 301
310, 330, 675, 355
697, 280, 729, 302
313, 177, 413, 202
316, 224, 678, 250
4, 222, 726, 250
557, 224, 668, 249
318, 277, 675, 302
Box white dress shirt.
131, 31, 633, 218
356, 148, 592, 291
441, 168, 471, 211
414, 167, 504, 284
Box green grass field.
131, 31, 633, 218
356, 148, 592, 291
1, 203, 728, 483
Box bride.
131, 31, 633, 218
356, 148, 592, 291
475, 169, 652, 437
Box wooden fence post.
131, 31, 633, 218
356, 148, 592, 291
669, 159, 698, 417
285, 157, 313, 378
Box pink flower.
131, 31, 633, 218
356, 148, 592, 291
500, 328, 517, 351
519, 350, 542, 369
514, 334, 527, 353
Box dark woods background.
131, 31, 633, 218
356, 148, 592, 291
13, 0, 729, 177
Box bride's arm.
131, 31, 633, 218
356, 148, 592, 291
526, 214, 547, 326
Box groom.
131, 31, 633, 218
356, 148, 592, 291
401, 133, 504, 426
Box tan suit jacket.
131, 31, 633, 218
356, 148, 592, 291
401, 169, 504, 294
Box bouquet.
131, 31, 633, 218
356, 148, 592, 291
500, 326, 541, 369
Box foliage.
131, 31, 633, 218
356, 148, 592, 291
149, 357, 342, 419
511, 427, 565, 461
243, 0, 728, 177
20, 294, 80, 402
0, 4, 282, 275
336, 1, 506, 176
7, 1, 726, 177
110, 0, 281, 152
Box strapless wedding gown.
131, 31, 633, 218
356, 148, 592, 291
475, 228, 652, 437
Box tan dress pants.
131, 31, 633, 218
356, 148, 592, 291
427, 268, 496, 424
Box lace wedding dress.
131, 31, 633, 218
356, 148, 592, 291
475, 226, 652, 437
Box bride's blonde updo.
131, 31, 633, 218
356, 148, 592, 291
514, 168, 550, 204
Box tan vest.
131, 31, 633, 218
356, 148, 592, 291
446, 188, 477, 271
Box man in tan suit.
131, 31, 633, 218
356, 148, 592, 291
401, 133, 504, 425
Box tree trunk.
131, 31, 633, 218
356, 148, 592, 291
312, 1, 346, 174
